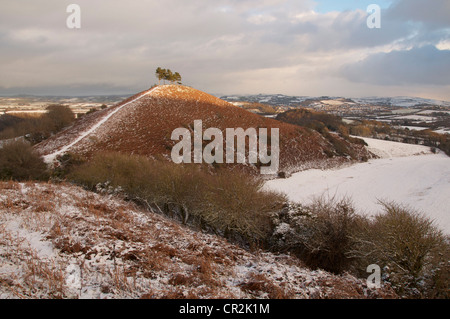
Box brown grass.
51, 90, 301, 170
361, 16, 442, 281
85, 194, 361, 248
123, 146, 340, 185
35, 85, 354, 175
239, 273, 294, 299
0, 180, 402, 299
69, 152, 285, 245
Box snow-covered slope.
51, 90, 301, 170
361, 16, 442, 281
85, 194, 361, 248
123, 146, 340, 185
0, 181, 395, 299
361, 137, 433, 158
265, 138, 450, 234
42, 86, 161, 164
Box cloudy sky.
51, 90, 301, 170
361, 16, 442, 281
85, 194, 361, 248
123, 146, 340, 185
0, 0, 449, 100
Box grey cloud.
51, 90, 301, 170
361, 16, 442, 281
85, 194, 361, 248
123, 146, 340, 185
387, 0, 450, 30
340, 45, 450, 86
0, 0, 449, 99
0, 83, 140, 97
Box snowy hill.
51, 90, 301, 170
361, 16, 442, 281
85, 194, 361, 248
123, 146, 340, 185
220, 94, 450, 108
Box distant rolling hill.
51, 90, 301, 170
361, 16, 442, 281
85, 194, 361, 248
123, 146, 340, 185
220, 94, 450, 108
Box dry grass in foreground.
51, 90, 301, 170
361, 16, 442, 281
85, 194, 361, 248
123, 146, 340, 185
0, 181, 396, 299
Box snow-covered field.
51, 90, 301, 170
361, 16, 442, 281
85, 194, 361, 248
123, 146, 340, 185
265, 138, 450, 234
434, 128, 450, 135
392, 115, 436, 122
400, 126, 428, 131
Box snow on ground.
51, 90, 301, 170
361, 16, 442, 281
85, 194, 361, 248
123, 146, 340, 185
0, 181, 393, 299
392, 115, 436, 122
400, 126, 428, 131
417, 110, 450, 115
362, 137, 432, 158
320, 100, 344, 106
265, 138, 450, 234
434, 128, 450, 135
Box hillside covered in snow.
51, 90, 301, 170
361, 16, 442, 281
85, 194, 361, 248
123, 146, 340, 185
0, 181, 395, 299
265, 138, 450, 234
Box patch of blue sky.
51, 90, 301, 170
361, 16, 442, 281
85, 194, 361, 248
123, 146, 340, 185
314, 0, 393, 13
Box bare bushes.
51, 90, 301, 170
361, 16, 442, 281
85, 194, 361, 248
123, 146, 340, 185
0, 140, 48, 181
69, 152, 285, 246
270, 197, 364, 274
270, 197, 449, 298
353, 201, 449, 298
68, 152, 448, 298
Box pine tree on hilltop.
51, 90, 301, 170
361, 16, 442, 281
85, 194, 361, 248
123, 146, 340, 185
174, 72, 182, 85
166, 69, 174, 84
155, 67, 182, 85
155, 67, 164, 85
162, 69, 169, 84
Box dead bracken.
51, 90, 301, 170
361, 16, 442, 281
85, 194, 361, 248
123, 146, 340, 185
0, 181, 396, 299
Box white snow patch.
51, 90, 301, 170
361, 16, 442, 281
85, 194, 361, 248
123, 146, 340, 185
3, 217, 55, 259
392, 115, 436, 122
362, 137, 432, 158
65, 264, 82, 292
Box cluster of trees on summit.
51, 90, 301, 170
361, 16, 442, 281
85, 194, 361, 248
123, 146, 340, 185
155, 67, 182, 85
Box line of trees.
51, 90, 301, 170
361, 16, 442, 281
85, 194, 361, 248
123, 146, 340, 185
155, 67, 182, 85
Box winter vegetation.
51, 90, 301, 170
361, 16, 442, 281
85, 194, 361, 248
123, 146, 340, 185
67, 152, 281, 245
0, 85, 448, 299
276, 109, 369, 161
0, 143, 447, 299
265, 137, 450, 235
0, 140, 48, 181
270, 199, 449, 298
0, 105, 75, 144
347, 119, 450, 156
0, 181, 398, 299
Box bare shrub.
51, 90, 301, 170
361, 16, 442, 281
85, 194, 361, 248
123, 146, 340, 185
45, 104, 75, 132
69, 152, 285, 246
270, 196, 366, 274
0, 140, 48, 181
190, 170, 284, 244
353, 201, 449, 298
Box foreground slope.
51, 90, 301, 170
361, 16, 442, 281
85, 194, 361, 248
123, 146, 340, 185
0, 181, 396, 299
35, 85, 370, 173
